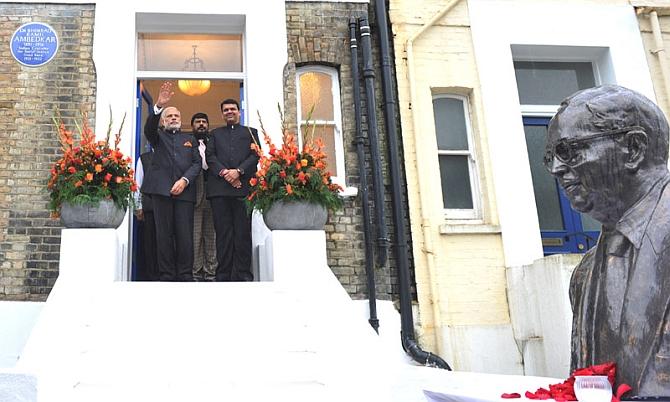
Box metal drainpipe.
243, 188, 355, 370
405, 0, 463, 364
350, 18, 380, 333
649, 10, 670, 108
374, 0, 451, 369
359, 17, 391, 268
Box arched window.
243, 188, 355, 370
296, 66, 345, 185
432, 94, 480, 219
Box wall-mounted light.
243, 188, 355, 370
177, 45, 211, 97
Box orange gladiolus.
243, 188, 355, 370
95, 164, 103, 173
285, 184, 293, 195
85, 172, 93, 181
297, 171, 307, 184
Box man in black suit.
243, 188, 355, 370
142, 81, 202, 281
134, 148, 158, 281
206, 99, 260, 282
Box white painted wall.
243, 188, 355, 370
468, 0, 655, 268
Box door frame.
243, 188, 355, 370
523, 116, 599, 255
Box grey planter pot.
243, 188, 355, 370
60, 199, 126, 229
262, 200, 328, 230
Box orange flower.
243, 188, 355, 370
115, 176, 122, 184
74, 180, 83, 187
300, 159, 308, 167
68, 166, 76, 174
279, 170, 286, 179
85, 172, 93, 181
249, 177, 258, 186
104, 173, 112, 182
285, 184, 293, 195
95, 164, 103, 173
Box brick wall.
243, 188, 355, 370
0, 3, 96, 301
284, 1, 415, 301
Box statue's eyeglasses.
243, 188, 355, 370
544, 126, 642, 169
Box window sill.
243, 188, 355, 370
439, 223, 501, 235
339, 186, 358, 198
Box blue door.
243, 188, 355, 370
523, 117, 600, 254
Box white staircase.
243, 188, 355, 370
16, 230, 393, 402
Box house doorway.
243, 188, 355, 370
131, 79, 244, 281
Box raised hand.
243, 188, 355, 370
156, 81, 174, 108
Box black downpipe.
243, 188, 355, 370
350, 19, 379, 334
373, 0, 451, 370
358, 17, 390, 268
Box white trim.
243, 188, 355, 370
296, 65, 346, 186
518, 105, 559, 117
433, 94, 482, 220
287, 0, 368, 2
136, 71, 246, 80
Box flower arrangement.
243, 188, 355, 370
246, 109, 343, 213
501, 361, 631, 402
47, 111, 137, 216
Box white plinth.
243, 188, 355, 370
17, 229, 121, 376
57, 228, 121, 282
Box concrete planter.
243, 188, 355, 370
60, 199, 125, 229
262, 200, 328, 230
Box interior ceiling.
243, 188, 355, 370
142, 80, 242, 130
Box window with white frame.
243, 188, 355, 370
296, 66, 345, 185
432, 94, 480, 219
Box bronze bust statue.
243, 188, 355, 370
546, 85, 670, 397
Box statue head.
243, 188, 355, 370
546, 85, 669, 226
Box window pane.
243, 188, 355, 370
300, 124, 338, 174
523, 124, 565, 231
439, 155, 473, 209
580, 213, 601, 232
299, 72, 334, 120
514, 61, 595, 105
138, 33, 242, 72
433, 97, 468, 151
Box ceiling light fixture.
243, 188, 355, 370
177, 45, 211, 97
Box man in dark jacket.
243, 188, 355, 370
206, 98, 260, 281
134, 148, 158, 281
142, 81, 202, 281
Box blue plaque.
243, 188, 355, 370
10, 22, 59, 67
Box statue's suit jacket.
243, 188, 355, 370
570, 173, 670, 396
